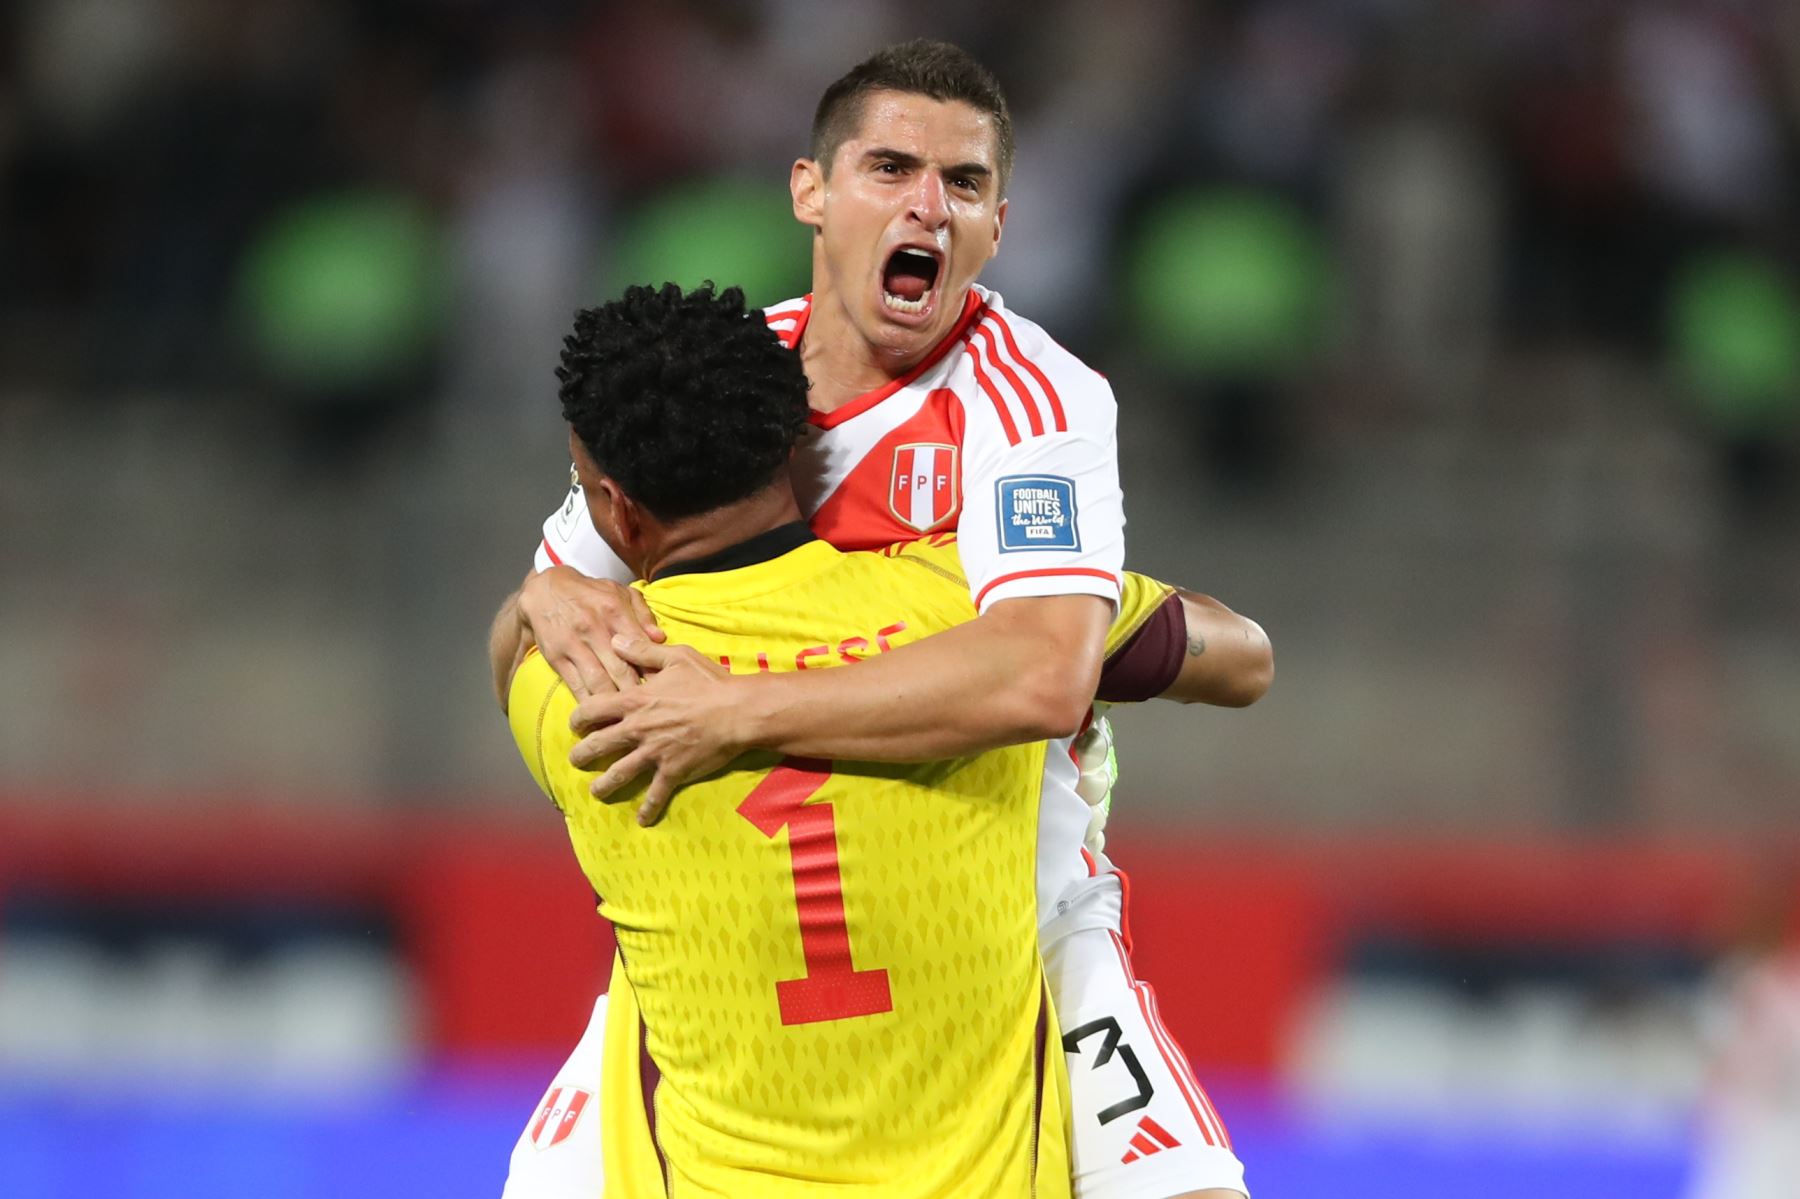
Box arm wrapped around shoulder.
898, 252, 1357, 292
1099, 588, 1273, 707
1095, 592, 1185, 703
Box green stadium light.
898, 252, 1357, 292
1124, 188, 1332, 377
1668, 250, 1800, 433
607, 178, 811, 310
236, 190, 445, 388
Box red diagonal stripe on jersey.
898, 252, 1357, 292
990, 311, 1067, 432
810, 292, 983, 429
1140, 1115, 1182, 1150
1128, 1130, 1160, 1156
540, 537, 563, 567
973, 321, 1043, 437
963, 343, 1021, 445
1121, 1149, 1141, 1164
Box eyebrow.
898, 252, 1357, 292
863, 148, 993, 180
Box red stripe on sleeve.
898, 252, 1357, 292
963, 344, 1022, 445
540, 537, 563, 567
974, 321, 1043, 437
973, 567, 1119, 610
992, 312, 1067, 432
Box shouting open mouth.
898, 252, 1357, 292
881, 245, 943, 318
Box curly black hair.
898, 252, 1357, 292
556, 283, 811, 521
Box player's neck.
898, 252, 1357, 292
641, 484, 807, 582
801, 280, 962, 414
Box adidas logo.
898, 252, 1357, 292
1120, 1114, 1181, 1164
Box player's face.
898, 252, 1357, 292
798, 91, 1007, 365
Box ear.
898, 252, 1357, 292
989, 197, 1007, 262
791, 158, 825, 231
597, 478, 644, 549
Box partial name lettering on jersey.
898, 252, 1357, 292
717, 621, 910, 674
996, 475, 1080, 551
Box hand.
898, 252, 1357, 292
1072, 712, 1118, 856
518, 567, 665, 699
568, 636, 748, 825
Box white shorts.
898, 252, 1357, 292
501, 994, 608, 1199
502, 904, 1247, 1198
1045, 922, 1248, 1199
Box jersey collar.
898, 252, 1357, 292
804, 288, 987, 431
651, 521, 818, 580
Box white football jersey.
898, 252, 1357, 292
537, 285, 1125, 612
534, 284, 1128, 938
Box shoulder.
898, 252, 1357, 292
840, 539, 975, 622
506, 651, 578, 806
762, 294, 810, 350
961, 288, 1115, 441
887, 534, 971, 591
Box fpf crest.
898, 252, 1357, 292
888, 443, 960, 533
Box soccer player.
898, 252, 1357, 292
495, 42, 1266, 1199
501, 282, 1201, 1197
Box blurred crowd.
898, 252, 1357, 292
2, 0, 1797, 822
5, 0, 1799, 484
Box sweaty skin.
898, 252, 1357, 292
497, 90, 1108, 810
1164, 589, 1274, 708
492, 95, 1268, 1006
793, 91, 1007, 408
496, 90, 1011, 706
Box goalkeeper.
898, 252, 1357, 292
492, 278, 1271, 1199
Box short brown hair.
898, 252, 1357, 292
810, 39, 1014, 191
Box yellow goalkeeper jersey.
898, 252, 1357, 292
508, 525, 1171, 1199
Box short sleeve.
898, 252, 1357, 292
535, 482, 636, 583
956, 311, 1125, 613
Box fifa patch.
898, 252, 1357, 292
996, 474, 1080, 551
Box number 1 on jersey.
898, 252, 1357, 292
738, 759, 893, 1026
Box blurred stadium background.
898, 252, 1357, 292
3, 1, 1799, 1196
